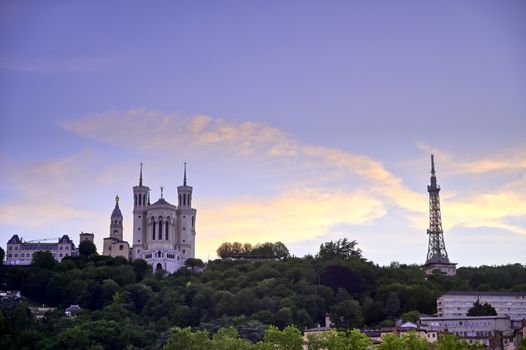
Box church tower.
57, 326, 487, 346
132, 163, 150, 260
110, 195, 123, 240
177, 163, 197, 260
423, 155, 456, 276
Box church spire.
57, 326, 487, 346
183, 162, 187, 186
139, 163, 143, 186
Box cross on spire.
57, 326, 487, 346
160, 186, 164, 199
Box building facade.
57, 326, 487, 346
437, 291, 526, 321
419, 315, 516, 348
130, 164, 197, 273
5, 234, 76, 265
102, 195, 131, 259
79, 232, 94, 243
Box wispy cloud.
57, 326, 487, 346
2, 109, 524, 262
59, 110, 526, 245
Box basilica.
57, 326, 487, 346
103, 163, 197, 273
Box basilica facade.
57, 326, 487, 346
102, 164, 197, 273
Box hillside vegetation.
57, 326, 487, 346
1, 239, 525, 349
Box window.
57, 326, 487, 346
158, 220, 163, 239
119, 245, 124, 251
182, 249, 185, 254
153, 220, 156, 240
192, 216, 195, 227
139, 194, 142, 205
134, 194, 137, 206
165, 221, 169, 240
109, 246, 112, 250
65, 246, 69, 250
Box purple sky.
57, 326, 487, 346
1, 1, 525, 265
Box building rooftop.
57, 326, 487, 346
441, 291, 526, 297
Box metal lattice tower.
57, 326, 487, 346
425, 155, 450, 264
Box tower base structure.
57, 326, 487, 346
423, 261, 457, 276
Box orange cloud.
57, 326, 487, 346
196, 187, 385, 258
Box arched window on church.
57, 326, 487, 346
179, 194, 182, 206
188, 195, 191, 206
152, 217, 156, 240
134, 194, 137, 206
139, 194, 142, 206
143, 194, 146, 205
165, 220, 169, 240
158, 217, 163, 240
192, 216, 195, 227
183, 194, 186, 206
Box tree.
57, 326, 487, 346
308, 329, 371, 350
317, 238, 362, 260
330, 300, 364, 329
217, 243, 233, 259
401, 310, 421, 323
165, 327, 210, 350
384, 292, 401, 320
132, 258, 151, 281
378, 332, 430, 350
272, 242, 290, 259
185, 258, 204, 271
436, 334, 482, 350
467, 299, 497, 316
0, 246, 4, 264
263, 325, 302, 350
31, 251, 56, 269
78, 240, 97, 256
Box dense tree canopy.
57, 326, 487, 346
216, 242, 290, 259
0, 239, 524, 349
78, 240, 97, 257
0, 246, 5, 264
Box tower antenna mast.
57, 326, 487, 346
423, 155, 456, 276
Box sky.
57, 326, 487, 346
0, 0, 525, 266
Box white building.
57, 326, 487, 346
130, 163, 197, 273
5, 234, 76, 265
420, 315, 516, 348
437, 291, 526, 321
